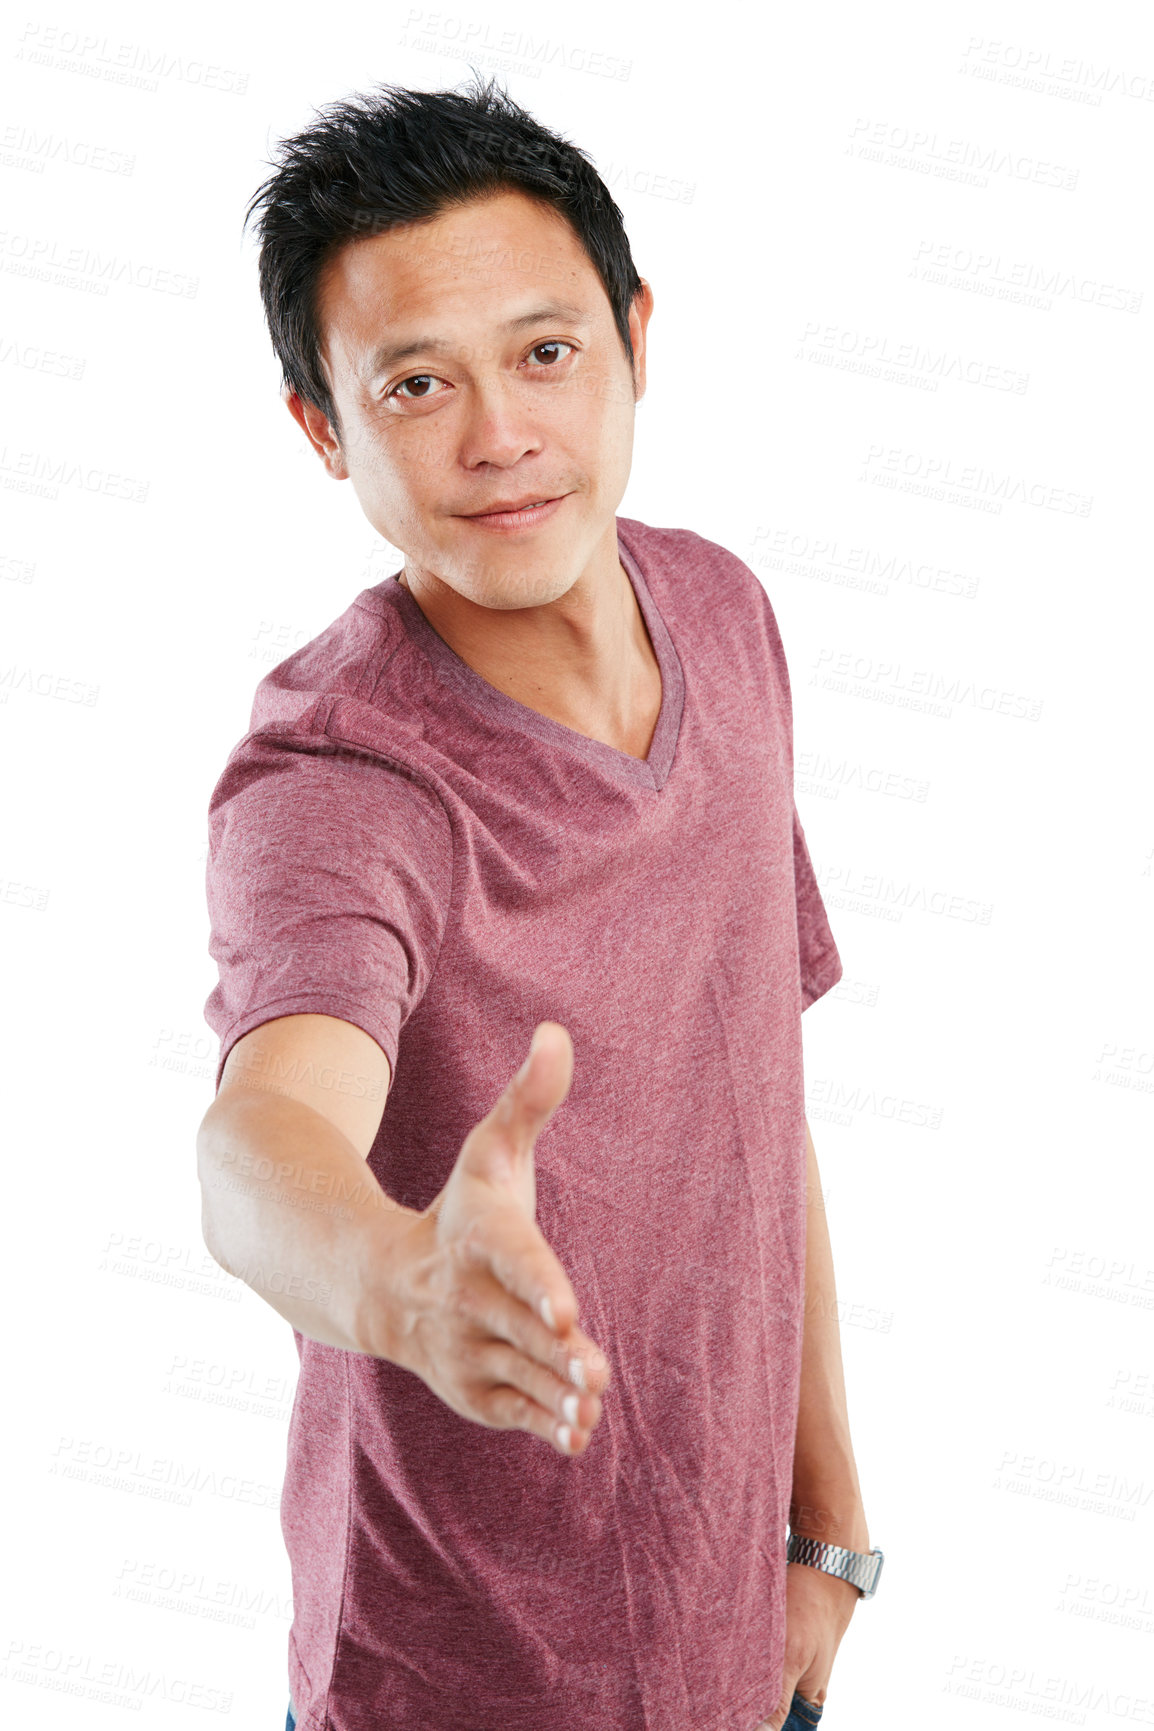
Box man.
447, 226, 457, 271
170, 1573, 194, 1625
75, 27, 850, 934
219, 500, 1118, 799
198, 75, 880, 1731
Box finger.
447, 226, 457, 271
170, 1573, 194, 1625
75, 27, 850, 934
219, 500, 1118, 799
453, 1260, 612, 1395
472, 1373, 601, 1454
456, 1201, 580, 1338
761, 1678, 801, 1731
469, 1022, 575, 1163
508, 1020, 574, 1124
473, 1338, 605, 1438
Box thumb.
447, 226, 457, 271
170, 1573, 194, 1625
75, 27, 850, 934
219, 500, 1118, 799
463, 1022, 574, 1175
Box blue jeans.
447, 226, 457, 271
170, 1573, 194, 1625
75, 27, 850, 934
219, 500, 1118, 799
287, 1688, 822, 1728
783, 1686, 825, 1727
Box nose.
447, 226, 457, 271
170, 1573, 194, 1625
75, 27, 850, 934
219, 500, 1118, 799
458, 370, 545, 472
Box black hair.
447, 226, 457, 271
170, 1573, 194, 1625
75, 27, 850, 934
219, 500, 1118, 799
243, 73, 644, 441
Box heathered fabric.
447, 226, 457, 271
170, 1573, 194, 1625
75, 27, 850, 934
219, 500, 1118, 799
203, 516, 843, 1731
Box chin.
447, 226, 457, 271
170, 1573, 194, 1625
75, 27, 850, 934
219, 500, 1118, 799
455, 558, 579, 611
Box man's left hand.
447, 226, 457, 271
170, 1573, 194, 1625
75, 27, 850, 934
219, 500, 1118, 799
755, 1559, 861, 1730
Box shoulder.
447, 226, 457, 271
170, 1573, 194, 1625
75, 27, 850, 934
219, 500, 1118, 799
618, 515, 780, 623
208, 588, 450, 863
617, 513, 790, 680
215, 576, 442, 795
238, 583, 405, 737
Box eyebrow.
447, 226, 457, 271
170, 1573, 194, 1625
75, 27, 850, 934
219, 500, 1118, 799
366, 301, 590, 379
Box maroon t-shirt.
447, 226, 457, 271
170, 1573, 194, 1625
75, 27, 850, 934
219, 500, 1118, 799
203, 516, 843, 1731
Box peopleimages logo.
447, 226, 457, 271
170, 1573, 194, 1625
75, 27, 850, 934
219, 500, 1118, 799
813, 864, 994, 927
847, 116, 1079, 190
3, 1638, 234, 1713
911, 238, 1142, 314
794, 321, 1029, 394
399, 10, 632, 80
809, 647, 1044, 723
0, 664, 99, 704
0, 228, 197, 297
958, 36, 1154, 105
49, 1434, 282, 1510
14, 23, 249, 95
0, 446, 148, 503
858, 444, 1092, 516
749, 526, 979, 601
0, 122, 135, 175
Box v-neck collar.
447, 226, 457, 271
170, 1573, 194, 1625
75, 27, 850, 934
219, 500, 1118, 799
384, 523, 685, 792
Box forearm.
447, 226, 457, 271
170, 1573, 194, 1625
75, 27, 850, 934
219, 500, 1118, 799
790, 1118, 870, 1552
196, 1086, 418, 1357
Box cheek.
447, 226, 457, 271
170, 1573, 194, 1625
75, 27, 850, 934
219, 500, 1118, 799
340, 432, 422, 543
584, 388, 635, 484
398, 422, 452, 488
350, 423, 434, 509
560, 376, 632, 469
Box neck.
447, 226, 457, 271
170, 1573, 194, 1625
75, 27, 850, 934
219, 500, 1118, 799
398, 527, 663, 759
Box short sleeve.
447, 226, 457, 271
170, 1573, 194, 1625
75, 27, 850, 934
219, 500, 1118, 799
740, 557, 844, 1012
203, 731, 453, 1092
793, 801, 843, 1010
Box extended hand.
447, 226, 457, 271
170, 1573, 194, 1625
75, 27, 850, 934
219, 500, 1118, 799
382, 1022, 612, 1454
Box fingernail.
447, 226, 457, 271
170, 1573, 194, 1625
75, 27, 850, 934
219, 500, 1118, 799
562, 1392, 580, 1426
556, 1423, 572, 1451
567, 1355, 585, 1389
539, 1294, 556, 1329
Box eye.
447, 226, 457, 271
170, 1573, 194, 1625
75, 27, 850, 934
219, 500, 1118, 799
526, 341, 575, 368
389, 374, 447, 401
385, 341, 575, 404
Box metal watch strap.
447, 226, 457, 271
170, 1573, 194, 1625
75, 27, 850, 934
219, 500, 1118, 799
786, 1532, 885, 1600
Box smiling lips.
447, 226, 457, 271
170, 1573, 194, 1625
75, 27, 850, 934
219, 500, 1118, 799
458, 495, 569, 531
465, 495, 560, 516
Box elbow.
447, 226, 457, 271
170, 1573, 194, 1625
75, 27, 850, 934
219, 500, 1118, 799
195, 1105, 235, 1276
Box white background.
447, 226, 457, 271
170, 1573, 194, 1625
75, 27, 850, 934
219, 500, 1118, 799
2, 0, 1152, 1725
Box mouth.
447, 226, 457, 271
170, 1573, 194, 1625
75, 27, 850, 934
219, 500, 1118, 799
457, 494, 569, 531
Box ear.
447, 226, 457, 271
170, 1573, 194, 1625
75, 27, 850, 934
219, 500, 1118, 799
628, 279, 654, 402
282, 384, 348, 480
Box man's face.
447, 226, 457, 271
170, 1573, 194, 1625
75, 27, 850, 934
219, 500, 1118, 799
295, 189, 652, 610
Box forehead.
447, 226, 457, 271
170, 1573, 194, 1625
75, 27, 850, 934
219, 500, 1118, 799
317, 189, 602, 371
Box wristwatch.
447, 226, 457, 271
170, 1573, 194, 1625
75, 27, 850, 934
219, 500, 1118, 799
786, 1531, 885, 1600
